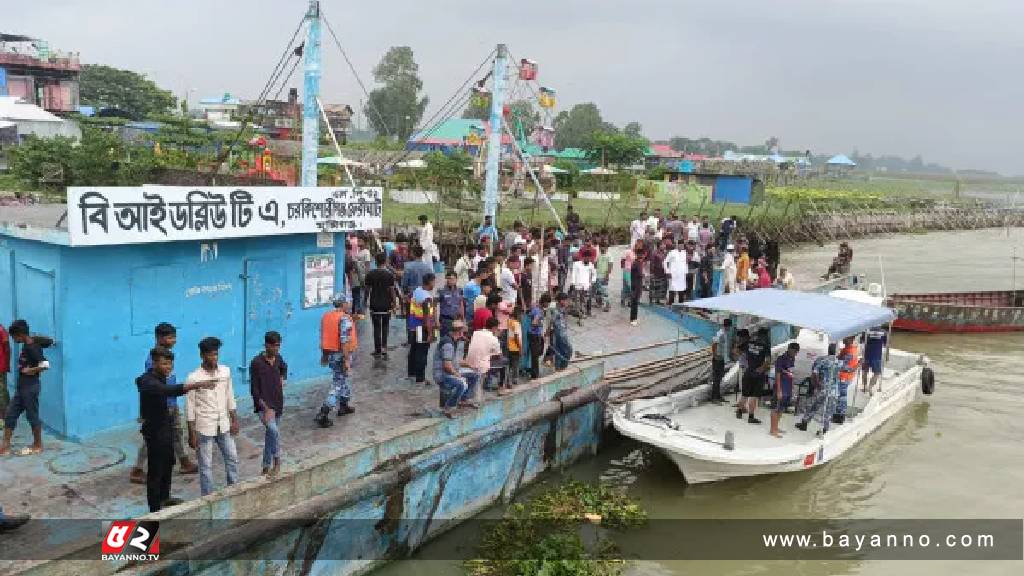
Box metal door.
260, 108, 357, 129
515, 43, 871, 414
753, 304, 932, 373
243, 257, 289, 366
16, 264, 63, 433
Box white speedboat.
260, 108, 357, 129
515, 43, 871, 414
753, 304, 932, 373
612, 289, 934, 484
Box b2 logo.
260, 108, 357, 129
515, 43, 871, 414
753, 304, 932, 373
101, 520, 160, 561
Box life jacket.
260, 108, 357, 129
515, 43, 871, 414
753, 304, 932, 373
321, 309, 358, 354
839, 343, 859, 382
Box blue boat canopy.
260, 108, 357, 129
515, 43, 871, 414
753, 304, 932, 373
682, 289, 895, 340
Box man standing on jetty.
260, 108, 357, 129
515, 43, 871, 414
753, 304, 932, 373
185, 337, 240, 497
135, 347, 215, 512
316, 293, 358, 428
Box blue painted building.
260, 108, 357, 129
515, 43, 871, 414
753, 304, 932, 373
0, 205, 349, 439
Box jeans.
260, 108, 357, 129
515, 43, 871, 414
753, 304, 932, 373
144, 433, 174, 512
551, 333, 573, 370
261, 413, 282, 470
4, 382, 40, 430
370, 311, 391, 354
621, 274, 632, 305
630, 288, 642, 322
711, 357, 725, 400
197, 432, 239, 496
135, 405, 186, 468
507, 352, 521, 386
438, 371, 479, 409
325, 352, 352, 407
351, 286, 364, 315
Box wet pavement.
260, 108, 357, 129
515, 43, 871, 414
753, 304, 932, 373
0, 274, 695, 527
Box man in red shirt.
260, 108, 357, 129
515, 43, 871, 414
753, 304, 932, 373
0, 323, 9, 428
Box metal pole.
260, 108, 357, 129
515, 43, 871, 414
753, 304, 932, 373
301, 0, 322, 188
482, 44, 508, 223
316, 96, 355, 186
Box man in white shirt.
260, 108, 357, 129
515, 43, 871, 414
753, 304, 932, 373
185, 337, 239, 496
453, 246, 475, 287
663, 243, 688, 305
465, 317, 502, 403
646, 210, 662, 237
496, 254, 518, 304
687, 216, 700, 244
630, 212, 648, 249
721, 245, 738, 294
418, 215, 438, 266
570, 256, 596, 316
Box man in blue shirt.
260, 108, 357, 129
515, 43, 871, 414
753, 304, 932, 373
770, 342, 800, 438
861, 326, 887, 394
462, 268, 483, 328
437, 271, 465, 337
130, 323, 197, 485
476, 215, 499, 247
401, 246, 433, 297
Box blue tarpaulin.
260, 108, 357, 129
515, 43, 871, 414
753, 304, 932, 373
682, 289, 895, 340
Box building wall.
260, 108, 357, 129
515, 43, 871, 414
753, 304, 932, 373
0, 235, 66, 434
0, 232, 349, 438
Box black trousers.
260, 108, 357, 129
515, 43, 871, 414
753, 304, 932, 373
371, 311, 390, 353
407, 331, 430, 382
667, 290, 686, 306
711, 357, 726, 400
529, 334, 544, 379
144, 433, 174, 512
630, 288, 642, 321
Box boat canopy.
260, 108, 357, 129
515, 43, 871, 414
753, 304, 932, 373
682, 289, 896, 340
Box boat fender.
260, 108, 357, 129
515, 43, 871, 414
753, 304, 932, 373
724, 430, 735, 451
921, 366, 935, 395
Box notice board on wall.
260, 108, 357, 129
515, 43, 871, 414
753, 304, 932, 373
303, 254, 335, 309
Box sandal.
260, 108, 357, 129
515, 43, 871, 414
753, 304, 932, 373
16, 447, 42, 456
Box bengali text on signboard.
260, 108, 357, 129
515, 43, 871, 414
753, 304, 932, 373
66, 186, 383, 246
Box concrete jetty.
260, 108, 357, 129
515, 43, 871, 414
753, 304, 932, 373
2, 298, 704, 576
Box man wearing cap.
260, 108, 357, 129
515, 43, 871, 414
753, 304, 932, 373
433, 320, 479, 418
316, 293, 357, 427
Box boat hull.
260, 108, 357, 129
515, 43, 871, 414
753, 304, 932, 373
888, 291, 1024, 333
614, 352, 924, 484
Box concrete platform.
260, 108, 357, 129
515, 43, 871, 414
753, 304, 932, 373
0, 280, 701, 572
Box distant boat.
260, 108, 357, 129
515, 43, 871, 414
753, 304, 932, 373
887, 291, 1024, 333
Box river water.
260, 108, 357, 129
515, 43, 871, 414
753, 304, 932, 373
377, 227, 1024, 576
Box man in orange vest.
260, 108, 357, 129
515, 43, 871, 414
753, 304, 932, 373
834, 335, 860, 424
316, 292, 358, 428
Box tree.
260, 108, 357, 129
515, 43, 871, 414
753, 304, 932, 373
365, 46, 429, 142
423, 150, 472, 188
583, 131, 648, 168
8, 128, 160, 189
623, 122, 644, 138
79, 64, 177, 120
553, 103, 613, 149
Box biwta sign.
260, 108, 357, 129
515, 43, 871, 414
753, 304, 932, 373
67, 186, 383, 246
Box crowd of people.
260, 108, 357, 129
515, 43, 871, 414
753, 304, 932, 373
707, 314, 884, 440
0, 207, 827, 527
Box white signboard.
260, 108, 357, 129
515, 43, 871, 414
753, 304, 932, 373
66, 186, 383, 247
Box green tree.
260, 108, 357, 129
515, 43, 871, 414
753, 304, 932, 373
79, 64, 177, 119
623, 121, 644, 138
8, 128, 160, 189
583, 131, 648, 167
553, 103, 615, 149
365, 46, 429, 141
423, 150, 471, 186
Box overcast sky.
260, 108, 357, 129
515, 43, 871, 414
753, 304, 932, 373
11, 0, 1024, 174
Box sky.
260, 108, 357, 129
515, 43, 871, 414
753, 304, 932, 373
10, 0, 1024, 174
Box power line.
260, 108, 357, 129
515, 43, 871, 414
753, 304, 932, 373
321, 12, 391, 139
214, 15, 306, 166
380, 48, 498, 171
